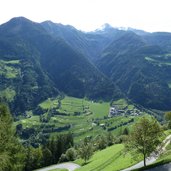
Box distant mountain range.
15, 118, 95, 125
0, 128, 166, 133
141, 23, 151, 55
41, 19, 171, 110
1, 17, 171, 113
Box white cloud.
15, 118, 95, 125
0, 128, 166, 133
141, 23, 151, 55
0, 0, 171, 32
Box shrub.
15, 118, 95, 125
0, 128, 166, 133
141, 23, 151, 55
65, 148, 77, 161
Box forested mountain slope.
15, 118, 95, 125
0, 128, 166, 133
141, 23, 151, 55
97, 31, 171, 110
1, 17, 171, 111
0, 17, 120, 113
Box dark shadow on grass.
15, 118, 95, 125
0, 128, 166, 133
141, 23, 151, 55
89, 151, 123, 171
132, 160, 171, 171
82, 161, 91, 166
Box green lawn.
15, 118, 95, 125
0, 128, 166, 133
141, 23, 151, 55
75, 144, 139, 171
112, 98, 135, 110
58, 96, 109, 117
89, 101, 109, 118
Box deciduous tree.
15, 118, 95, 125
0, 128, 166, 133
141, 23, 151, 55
165, 112, 171, 129
78, 142, 93, 163
125, 117, 162, 166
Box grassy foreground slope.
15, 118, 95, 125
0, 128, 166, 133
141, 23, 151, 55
75, 144, 139, 171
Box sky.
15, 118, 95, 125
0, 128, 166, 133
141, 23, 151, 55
0, 0, 171, 32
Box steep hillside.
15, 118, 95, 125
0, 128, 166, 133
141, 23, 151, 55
41, 22, 125, 61
142, 32, 171, 52
0, 17, 120, 113
1, 17, 171, 111
97, 31, 171, 110
0, 17, 58, 113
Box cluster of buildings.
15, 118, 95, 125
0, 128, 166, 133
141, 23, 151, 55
108, 105, 141, 117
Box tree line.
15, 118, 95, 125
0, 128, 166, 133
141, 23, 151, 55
0, 104, 74, 171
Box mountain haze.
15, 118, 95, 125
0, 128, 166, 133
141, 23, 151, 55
0, 17, 121, 113
1, 17, 171, 112
97, 31, 171, 110
41, 21, 126, 61
42, 21, 171, 110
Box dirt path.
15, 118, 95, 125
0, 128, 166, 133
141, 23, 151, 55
121, 134, 171, 171
35, 162, 80, 171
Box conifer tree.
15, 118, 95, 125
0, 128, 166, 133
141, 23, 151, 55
0, 104, 25, 171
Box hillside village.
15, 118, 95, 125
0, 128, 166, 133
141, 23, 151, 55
108, 105, 141, 117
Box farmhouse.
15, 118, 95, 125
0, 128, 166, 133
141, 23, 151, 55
108, 106, 118, 117
100, 123, 105, 127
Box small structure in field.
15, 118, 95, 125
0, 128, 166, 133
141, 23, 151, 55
108, 106, 118, 117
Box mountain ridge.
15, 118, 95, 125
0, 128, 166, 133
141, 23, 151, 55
1, 17, 171, 111
0, 17, 121, 113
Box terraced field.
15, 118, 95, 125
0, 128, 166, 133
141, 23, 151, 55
14, 96, 144, 142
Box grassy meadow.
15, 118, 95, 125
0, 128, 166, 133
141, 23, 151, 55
14, 96, 144, 142
75, 144, 140, 171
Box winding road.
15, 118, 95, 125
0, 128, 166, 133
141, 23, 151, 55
35, 162, 80, 171
121, 134, 171, 171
